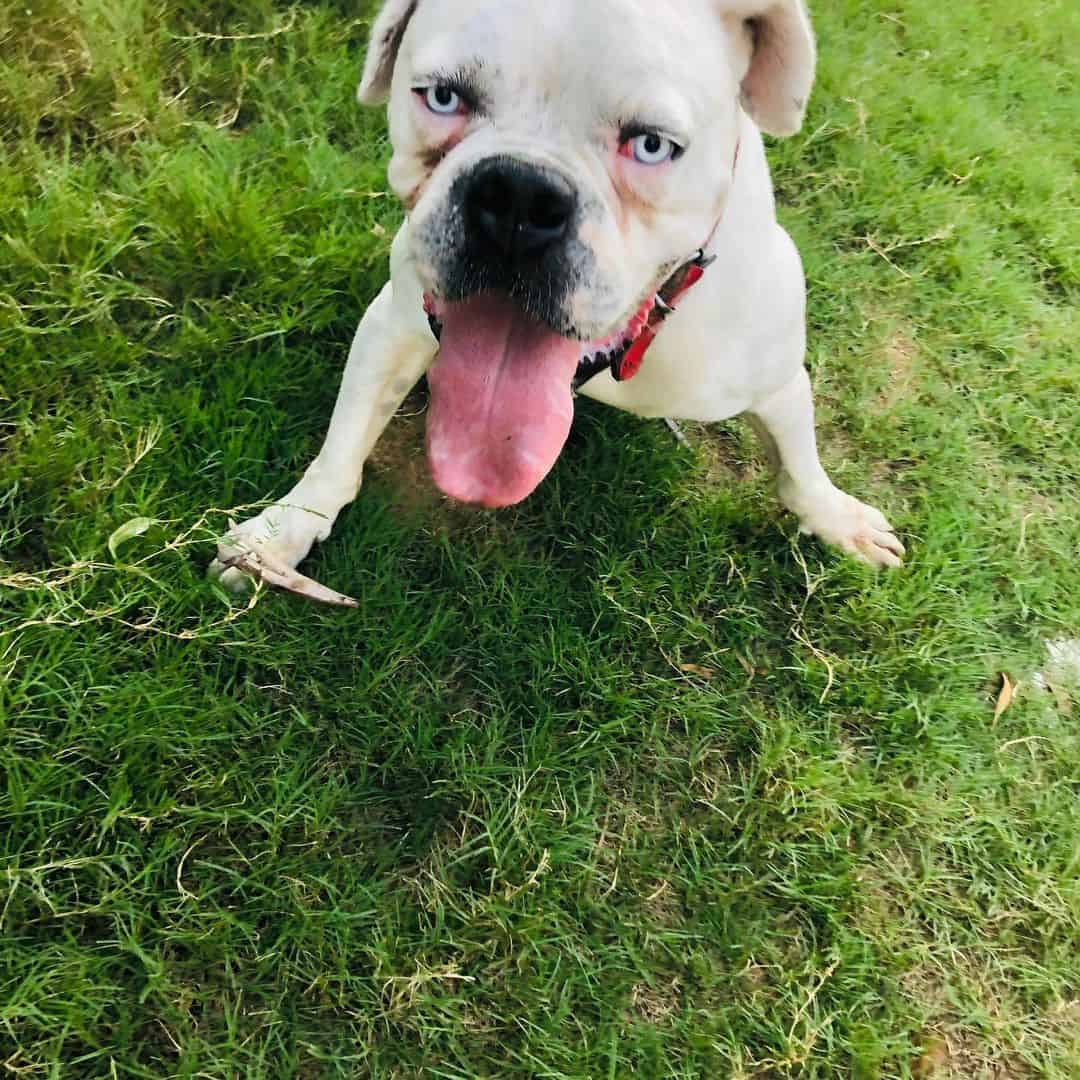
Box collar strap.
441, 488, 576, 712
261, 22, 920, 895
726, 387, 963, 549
571, 247, 716, 391
572, 137, 738, 391
616, 247, 716, 382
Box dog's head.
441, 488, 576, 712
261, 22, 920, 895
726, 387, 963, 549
359, 0, 814, 507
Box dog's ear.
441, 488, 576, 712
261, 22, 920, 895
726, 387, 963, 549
358, 0, 419, 105
737, 0, 816, 136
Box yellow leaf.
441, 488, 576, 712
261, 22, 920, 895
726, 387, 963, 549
108, 517, 156, 560
993, 673, 1014, 721
679, 664, 715, 679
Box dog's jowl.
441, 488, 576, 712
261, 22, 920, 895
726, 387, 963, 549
211, 0, 904, 603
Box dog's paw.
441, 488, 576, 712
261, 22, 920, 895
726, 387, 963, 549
793, 488, 905, 569
208, 503, 350, 603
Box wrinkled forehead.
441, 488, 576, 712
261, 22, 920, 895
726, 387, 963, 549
403, 0, 731, 127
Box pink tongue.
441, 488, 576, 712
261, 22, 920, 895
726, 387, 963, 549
426, 294, 580, 508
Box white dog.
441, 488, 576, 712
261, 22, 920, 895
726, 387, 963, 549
212, 0, 903, 605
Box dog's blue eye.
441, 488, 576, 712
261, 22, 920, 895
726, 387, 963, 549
424, 85, 462, 115
628, 133, 677, 165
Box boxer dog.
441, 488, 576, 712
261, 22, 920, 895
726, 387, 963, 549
211, 0, 903, 605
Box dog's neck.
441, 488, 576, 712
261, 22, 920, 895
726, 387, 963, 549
573, 138, 740, 391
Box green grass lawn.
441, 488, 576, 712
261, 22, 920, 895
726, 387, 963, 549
2, 0, 1079, 1075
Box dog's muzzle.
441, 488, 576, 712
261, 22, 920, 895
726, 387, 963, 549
431, 156, 584, 332
464, 157, 577, 265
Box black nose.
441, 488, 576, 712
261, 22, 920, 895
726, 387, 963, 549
465, 159, 575, 262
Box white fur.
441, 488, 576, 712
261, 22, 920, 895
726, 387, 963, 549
211, 0, 902, 591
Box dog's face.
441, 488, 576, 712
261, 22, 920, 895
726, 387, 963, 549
359, 0, 814, 508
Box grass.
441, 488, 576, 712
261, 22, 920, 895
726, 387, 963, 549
1, 0, 1078, 1074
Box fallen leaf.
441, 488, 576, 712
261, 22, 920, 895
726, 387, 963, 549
993, 673, 1014, 721
108, 517, 156, 560
679, 664, 715, 679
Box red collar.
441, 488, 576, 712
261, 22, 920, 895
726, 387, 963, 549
572, 247, 715, 389
573, 138, 739, 391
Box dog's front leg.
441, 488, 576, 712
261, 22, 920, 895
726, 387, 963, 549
210, 274, 435, 598
746, 367, 905, 567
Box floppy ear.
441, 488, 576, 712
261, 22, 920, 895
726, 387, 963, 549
358, 0, 419, 105
738, 0, 816, 136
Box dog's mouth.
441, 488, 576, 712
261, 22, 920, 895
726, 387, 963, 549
421, 290, 658, 508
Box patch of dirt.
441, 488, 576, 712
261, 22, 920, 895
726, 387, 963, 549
587, 771, 673, 902
817, 419, 858, 469
876, 327, 920, 412
643, 878, 683, 927
910, 1028, 1032, 1079
856, 854, 1047, 1077
898, 952, 1036, 1078
365, 386, 487, 531
630, 979, 680, 1024
685, 419, 764, 485
366, 392, 439, 513
853, 306, 923, 417
870, 456, 920, 488
855, 854, 912, 936
1045, 999, 1080, 1049
912, 1035, 952, 1078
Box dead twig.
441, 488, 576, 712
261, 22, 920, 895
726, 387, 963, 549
175, 12, 298, 42
217, 531, 358, 608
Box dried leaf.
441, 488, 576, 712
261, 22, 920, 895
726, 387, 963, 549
993, 673, 1014, 721
679, 663, 715, 679
108, 517, 156, 560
